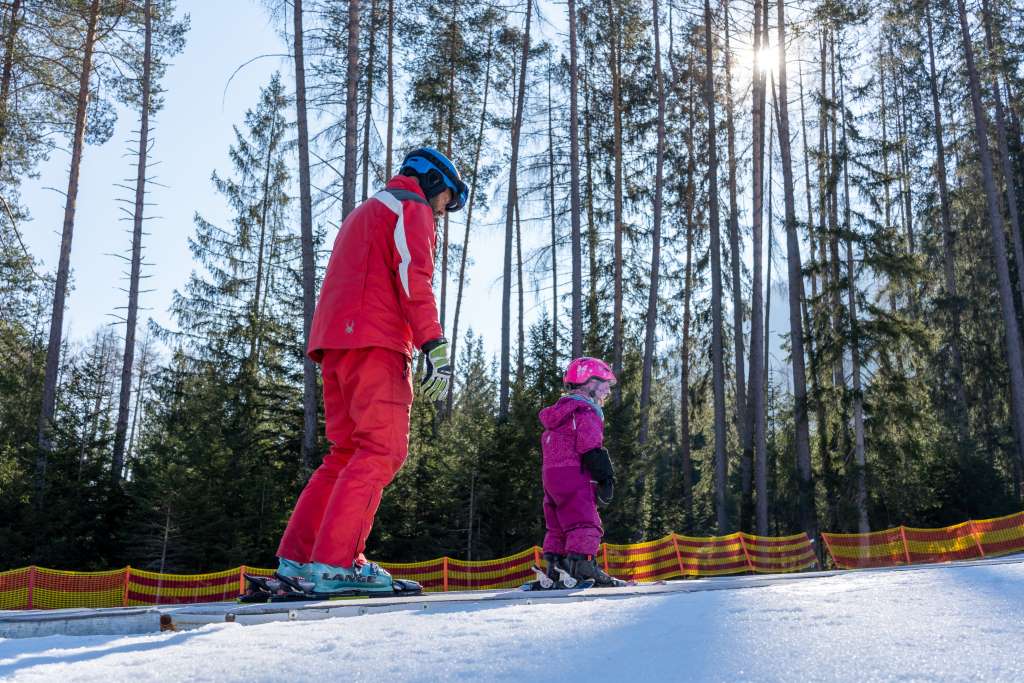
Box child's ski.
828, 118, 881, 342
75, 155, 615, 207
521, 569, 596, 592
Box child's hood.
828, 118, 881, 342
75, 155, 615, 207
539, 395, 599, 430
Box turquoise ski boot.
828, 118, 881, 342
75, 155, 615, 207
276, 557, 313, 582
310, 560, 394, 596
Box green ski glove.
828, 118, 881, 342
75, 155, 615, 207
421, 338, 452, 402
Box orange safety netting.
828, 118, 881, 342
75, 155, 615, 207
6, 513, 1020, 611
822, 511, 1024, 569
600, 532, 815, 581
1, 530, 816, 610
125, 567, 268, 606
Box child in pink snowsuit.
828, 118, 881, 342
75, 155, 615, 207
539, 357, 622, 587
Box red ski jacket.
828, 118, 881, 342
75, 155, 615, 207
307, 175, 443, 362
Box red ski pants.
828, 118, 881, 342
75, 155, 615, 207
277, 347, 413, 567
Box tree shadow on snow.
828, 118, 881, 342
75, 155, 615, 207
0, 627, 212, 678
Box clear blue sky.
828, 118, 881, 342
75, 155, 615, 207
20, 0, 517, 362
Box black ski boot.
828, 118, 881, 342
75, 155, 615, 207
543, 552, 567, 584
527, 552, 582, 590
566, 553, 627, 588
545, 552, 586, 588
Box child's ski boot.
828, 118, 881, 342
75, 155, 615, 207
524, 552, 593, 590
566, 552, 628, 588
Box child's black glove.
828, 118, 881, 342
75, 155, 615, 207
581, 447, 615, 507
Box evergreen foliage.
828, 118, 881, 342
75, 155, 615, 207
2, 0, 1024, 572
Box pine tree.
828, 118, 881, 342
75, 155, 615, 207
112, 0, 188, 483
136, 75, 305, 569
37, 1, 131, 497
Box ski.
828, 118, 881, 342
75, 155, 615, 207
238, 573, 423, 603
284, 578, 424, 602
521, 578, 596, 592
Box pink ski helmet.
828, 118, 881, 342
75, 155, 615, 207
563, 357, 617, 386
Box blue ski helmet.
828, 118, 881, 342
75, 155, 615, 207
399, 147, 469, 212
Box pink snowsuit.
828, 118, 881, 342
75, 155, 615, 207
539, 395, 605, 556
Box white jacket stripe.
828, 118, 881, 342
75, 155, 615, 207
374, 190, 412, 298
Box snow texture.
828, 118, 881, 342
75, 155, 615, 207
2, 560, 1023, 682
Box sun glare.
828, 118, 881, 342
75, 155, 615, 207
754, 46, 778, 73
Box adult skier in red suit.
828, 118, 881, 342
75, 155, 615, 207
275, 147, 468, 595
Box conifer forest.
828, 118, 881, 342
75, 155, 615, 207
2, 0, 1024, 573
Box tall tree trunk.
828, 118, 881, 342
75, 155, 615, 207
680, 73, 696, 531
776, 0, 817, 540
439, 2, 459, 330
722, 0, 749, 530
249, 112, 280, 368
955, 0, 1024, 485
799, 60, 817, 304
828, 33, 843, 369
879, 41, 895, 311
499, 0, 531, 417
547, 55, 559, 360
797, 60, 819, 305
981, 0, 1024, 302
447, 28, 493, 415
609, 0, 624, 404
760, 95, 775, 534
748, 0, 768, 536
112, 0, 154, 482
360, 0, 378, 202
811, 29, 835, 504
925, 0, 970, 454
675, 33, 696, 531
799, 56, 830, 527
584, 62, 599, 352
823, 31, 842, 535
704, 0, 729, 533
681, 219, 694, 531
516, 199, 525, 385
384, 0, 394, 178
568, 0, 583, 357
817, 32, 832, 342
294, 0, 319, 469
839, 53, 869, 533
342, 0, 360, 218
892, 54, 915, 260
640, 0, 666, 444
125, 335, 153, 471
0, 0, 23, 163
124, 337, 151, 475
36, 0, 102, 494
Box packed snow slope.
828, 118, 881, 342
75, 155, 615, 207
2, 559, 1023, 682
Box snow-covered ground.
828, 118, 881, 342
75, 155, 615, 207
2, 560, 1023, 682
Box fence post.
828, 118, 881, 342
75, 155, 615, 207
738, 533, 754, 572
442, 557, 449, 592
968, 521, 986, 558
27, 566, 35, 610
820, 533, 838, 570
602, 544, 609, 573
239, 566, 247, 596
123, 566, 131, 607
899, 526, 912, 564
671, 534, 686, 577
533, 546, 541, 567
